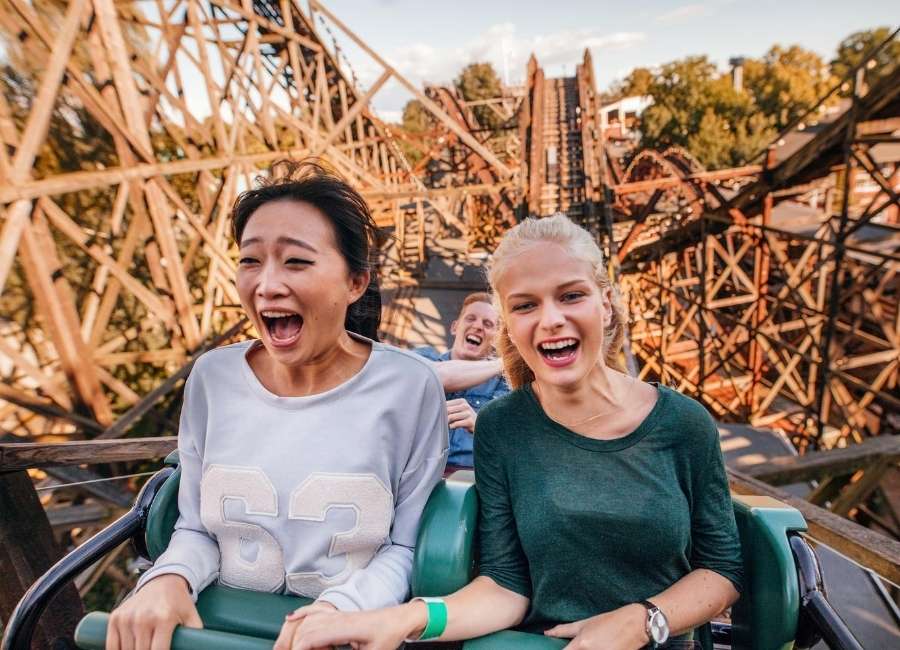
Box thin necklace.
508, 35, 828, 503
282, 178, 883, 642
534, 375, 636, 429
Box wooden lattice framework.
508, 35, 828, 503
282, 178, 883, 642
0, 0, 517, 437
615, 50, 900, 447
0, 1, 897, 454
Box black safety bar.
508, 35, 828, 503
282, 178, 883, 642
790, 534, 863, 650
0, 467, 174, 650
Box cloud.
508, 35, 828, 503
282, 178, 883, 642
340, 22, 645, 120
655, 4, 711, 23
371, 23, 645, 88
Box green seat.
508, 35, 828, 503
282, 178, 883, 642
457, 494, 806, 650
75, 461, 478, 650
76, 455, 807, 650
730, 494, 806, 650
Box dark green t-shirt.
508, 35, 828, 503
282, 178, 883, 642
474, 383, 743, 632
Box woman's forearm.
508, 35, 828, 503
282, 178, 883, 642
397, 576, 529, 641
650, 569, 739, 636
433, 359, 503, 392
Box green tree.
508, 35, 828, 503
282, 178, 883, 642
402, 99, 433, 133
638, 56, 774, 168
605, 67, 653, 102
831, 27, 900, 92
454, 62, 505, 131
743, 45, 835, 130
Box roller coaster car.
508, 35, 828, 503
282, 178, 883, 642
4, 452, 861, 650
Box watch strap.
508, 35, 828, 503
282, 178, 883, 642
640, 600, 668, 647
640, 599, 659, 613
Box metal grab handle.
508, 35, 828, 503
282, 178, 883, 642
1, 467, 173, 650
789, 535, 864, 650
74, 612, 273, 650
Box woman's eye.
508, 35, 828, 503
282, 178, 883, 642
238, 257, 258, 265
511, 302, 534, 312
562, 292, 585, 302
286, 258, 313, 266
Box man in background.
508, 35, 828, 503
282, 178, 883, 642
417, 292, 508, 471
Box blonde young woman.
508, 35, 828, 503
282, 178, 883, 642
287, 213, 742, 650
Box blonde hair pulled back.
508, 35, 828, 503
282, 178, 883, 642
487, 213, 627, 389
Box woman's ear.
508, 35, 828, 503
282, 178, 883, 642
347, 269, 370, 304
600, 287, 613, 327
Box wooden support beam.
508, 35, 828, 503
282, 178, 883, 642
47, 503, 112, 529
313, 69, 391, 156
729, 468, 900, 585
18, 210, 113, 424
0, 470, 84, 649
612, 165, 762, 196
0, 0, 89, 297
0, 437, 176, 472
743, 435, 900, 485
308, 0, 513, 179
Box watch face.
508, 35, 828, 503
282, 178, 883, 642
649, 609, 670, 644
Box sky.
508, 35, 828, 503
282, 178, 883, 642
316, 0, 898, 122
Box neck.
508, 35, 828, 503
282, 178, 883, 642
262, 331, 369, 396
534, 363, 626, 414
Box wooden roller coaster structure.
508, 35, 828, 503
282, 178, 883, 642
0, 1, 898, 644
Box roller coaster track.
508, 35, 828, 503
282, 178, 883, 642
515, 40, 899, 444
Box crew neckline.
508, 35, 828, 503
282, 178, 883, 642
523, 382, 668, 452
240, 332, 378, 409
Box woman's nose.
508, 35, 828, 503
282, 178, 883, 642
256, 263, 288, 297
538, 303, 565, 330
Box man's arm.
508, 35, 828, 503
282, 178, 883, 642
433, 358, 503, 392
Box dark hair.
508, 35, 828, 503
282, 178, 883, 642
231, 160, 385, 340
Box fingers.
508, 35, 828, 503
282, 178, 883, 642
181, 605, 203, 630
149, 621, 176, 650
112, 612, 135, 650
544, 620, 583, 638
274, 618, 299, 650
448, 407, 476, 430
105, 614, 121, 650
284, 605, 313, 622
294, 628, 353, 650
132, 621, 152, 650
446, 399, 476, 427
286, 601, 337, 622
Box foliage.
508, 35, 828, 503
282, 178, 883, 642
604, 67, 653, 102
402, 99, 433, 134
831, 27, 900, 94
454, 62, 505, 132
395, 99, 436, 165
742, 45, 835, 130
639, 56, 776, 169
613, 27, 899, 168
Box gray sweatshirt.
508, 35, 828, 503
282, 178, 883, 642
136, 338, 448, 611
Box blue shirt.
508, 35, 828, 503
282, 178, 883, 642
414, 347, 509, 468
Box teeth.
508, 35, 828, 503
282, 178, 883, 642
540, 338, 577, 351
261, 310, 297, 318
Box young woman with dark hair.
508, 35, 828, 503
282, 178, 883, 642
287, 213, 742, 650
104, 161, 447, 650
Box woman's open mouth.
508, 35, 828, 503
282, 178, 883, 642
537, 338, 580, 367
260, 309, 303, 347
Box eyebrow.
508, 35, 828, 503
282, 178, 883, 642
240, 236, 318, 253
507, 279, 588, 300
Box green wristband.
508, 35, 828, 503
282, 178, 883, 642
413, 597, 448, 641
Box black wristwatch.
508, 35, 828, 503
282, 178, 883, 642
640, 600, 670, 647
